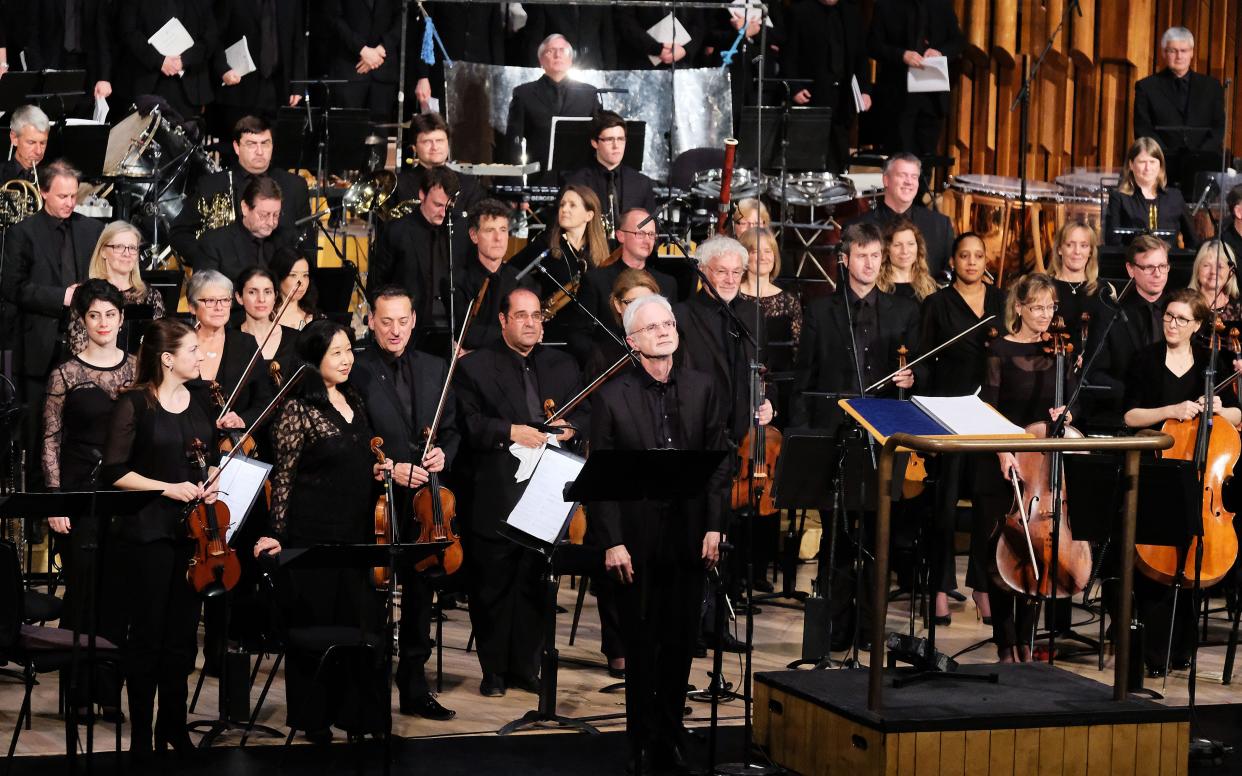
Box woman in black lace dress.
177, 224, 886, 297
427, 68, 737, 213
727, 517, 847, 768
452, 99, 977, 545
252, 320, 393, 742
43, 280, 136, 717
737, 227, 802, 377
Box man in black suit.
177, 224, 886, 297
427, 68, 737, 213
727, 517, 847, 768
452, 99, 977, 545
393, 112, 484, 220
845, 153, 954, 279
1133, 26, 1225, 189
615, 5, 705, 70
197, 176, 291, 281
523, 5, 616, 70
352, 286, 459, 720
171, 115, 311, 269
783, 0, 872, 173
24, 0, 115, 106
447, 199, 537, 353
119, 0, 219, 118
565, 111, 656, 236
454, 287, 585, 697
210, 0, 307, 149
505, 34, 601, 176
592, 293, 730, 773
410, 3, 505, 111
323, 0, 400, 119
867, 0, 964, 156
0, 105, 49, 184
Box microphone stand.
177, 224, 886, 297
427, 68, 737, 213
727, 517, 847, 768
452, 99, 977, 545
530, 264, 638, 365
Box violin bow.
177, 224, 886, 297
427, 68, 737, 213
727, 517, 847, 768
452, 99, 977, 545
866, 315, 998, 394
203, 363, 311, 492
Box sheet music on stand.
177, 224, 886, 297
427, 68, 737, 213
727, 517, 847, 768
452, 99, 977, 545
503, 446, 584, 549
215, 453, 271, 544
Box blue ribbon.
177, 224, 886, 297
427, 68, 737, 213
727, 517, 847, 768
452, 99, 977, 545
421, 16, 454, 67
719, 26, 748, 72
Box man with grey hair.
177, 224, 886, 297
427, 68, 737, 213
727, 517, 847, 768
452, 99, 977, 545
505, 33, 601, 178
1134, 26, 1224, 188
592, 291, 731, 774
1, 106, 51, 184
845, 152, 954, 278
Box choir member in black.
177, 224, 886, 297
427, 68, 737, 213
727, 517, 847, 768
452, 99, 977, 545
615, 5, 705, 70
393, 113, 484, 218
454, 288, 585, 696
367, 166, 470, 339
234, 267, 300, 375
1092, 235, 1173, 425
978, 273, 1072, 662
1223, 185, 1242, 262
43, 281, 136, 718
251, 320, 393, 741
102, 318, 216, 758
876, 217, 940, 304
171, 116, 312, 269
592, 293, 730, 773
1133, 27, 1225, 188
25, 0, 114, 104
66, 221, 165, 356
410, 3, 505, 110
1047, 218, 1103, 355
523, 5, 615, 70
448, 199, 536, 353
738, 228, 802, 417
505, 34, 602, 172
0, 105, 49, 183
210, 0, 306, 143
1188, 241, 1242, 322
1121, 288, 1241, 675
351, 287, 458, 720
866, 0, 964, 156
323, 0, 400, 118
846, 154, 955, 279
119, 0, 218, 118
783, 0, 871, 172
565, 112, 657, 236
1104, 137, 1198, 249
197, 176, 292, 281
272, 249, 320, 330
918, 232, 1007, 624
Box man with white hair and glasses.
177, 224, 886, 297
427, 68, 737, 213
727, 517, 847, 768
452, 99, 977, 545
505, 33, 601, 177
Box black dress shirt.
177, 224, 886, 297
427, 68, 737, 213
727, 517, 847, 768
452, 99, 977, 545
640, 370, 684, 450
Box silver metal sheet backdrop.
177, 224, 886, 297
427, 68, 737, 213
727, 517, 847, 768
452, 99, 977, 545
445, 62, 733, 181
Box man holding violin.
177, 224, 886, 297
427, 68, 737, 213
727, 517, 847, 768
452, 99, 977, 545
351, 285, 458, 720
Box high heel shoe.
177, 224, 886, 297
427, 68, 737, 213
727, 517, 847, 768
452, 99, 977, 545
154, 727, 197, 758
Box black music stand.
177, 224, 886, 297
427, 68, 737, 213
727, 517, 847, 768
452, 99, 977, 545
737, 105, 833, 172
45, 122, 109, 181
0, 70, 86, 115
0, 489, 162, 771
549, 118, 646, 174
756, 432, 835, 607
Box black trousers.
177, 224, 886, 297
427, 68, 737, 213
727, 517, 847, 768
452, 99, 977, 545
395, 568, 436, 697
885, 92, 945, 157
465, 534, 545, 678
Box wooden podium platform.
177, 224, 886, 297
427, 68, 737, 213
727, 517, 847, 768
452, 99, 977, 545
753, 664, 1188, 776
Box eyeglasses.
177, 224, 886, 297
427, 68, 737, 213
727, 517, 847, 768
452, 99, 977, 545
1130, 262, 1170, 275
507, 311, 545, 323
1023, 303, 1058, 315
196, 297, 233, 308
631, 320, 677, 336
596, 136, 626, 145
708, 268, 745, 280
105, 243, 140, 255
1162, 313, 1194, 327
617, 229, 657, 241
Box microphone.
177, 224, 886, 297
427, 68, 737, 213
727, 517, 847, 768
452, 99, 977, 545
514, 249, 550, 282
294, 207, 332, 228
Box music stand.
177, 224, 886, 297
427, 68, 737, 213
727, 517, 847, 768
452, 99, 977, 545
754, 432, 834, 608
737, 105, 833, 172
45, 121, 109, 180
272, 106, 319, 172
139, 269, 185, 319
0, 72, 44, 114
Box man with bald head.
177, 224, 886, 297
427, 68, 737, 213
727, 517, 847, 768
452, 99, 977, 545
505, 33, 601, 178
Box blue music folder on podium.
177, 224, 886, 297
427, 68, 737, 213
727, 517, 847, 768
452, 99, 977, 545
838, 395, 1030, 446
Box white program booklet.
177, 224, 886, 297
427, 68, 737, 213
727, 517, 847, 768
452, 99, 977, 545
147, 17, 194, 57
224, 36, 256, 77
911, 394, 1026, 436
505, 446, 584, 545
646, 13, 692, 66
907, 55, 950, 93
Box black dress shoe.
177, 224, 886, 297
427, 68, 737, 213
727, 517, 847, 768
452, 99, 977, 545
933, 615, 951, 627
752, 578, 775, 593
303, 727, 334, 744
154, 727, 196, 758
608, 666, 627, 680
693, 641, 708, 658
507, 673, 541, 693
480, 673, 506, 697
400, 694, 456, 720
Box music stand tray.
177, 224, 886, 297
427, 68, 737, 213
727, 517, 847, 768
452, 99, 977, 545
46, 122, 109, 180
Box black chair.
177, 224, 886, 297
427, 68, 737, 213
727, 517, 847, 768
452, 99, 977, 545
0, 540, 122, 771
670, 148, 726, 191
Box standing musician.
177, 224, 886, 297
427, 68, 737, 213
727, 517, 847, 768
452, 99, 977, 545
101, 318, 217, 759
845, 154, 955, 279
235, 267, 300, 378
564, 111, 657, 236
1047, 218, 1102, 355
979, 273, 1072, 662
322, 0, 400, 118
66, 220, 166, 357
876, 218, 940, 304
196, 176, 293, 280
1104, 137, 1198, 249
171, 116, 312, 270
252, 320, 394, 742
738, 228, 802, 374
393, 113, 484, 218
505, 34, 602, 174
448, 199, 536, 353
271, 249, 320, 330
119, 0, 219, 119
25, 0, 114, 106
1121, 288, 1241, 675
453, 288, 585, 697
351, 286, 459, 720
409, 5, 505, 111
591, 293, 730, 774
0, 106, 49, 184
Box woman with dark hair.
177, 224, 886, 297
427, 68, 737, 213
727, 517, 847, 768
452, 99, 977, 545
101, 317, 216, 759
44, 280, 137, 719
270, 249, 320, 330
1105, 137, 1198, 248
252, 319, 393, 742
235, 266, 301, 383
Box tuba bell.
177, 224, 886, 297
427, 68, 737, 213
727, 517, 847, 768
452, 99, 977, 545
0, 178, 42, 228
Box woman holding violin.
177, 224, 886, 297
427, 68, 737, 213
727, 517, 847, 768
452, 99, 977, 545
252, 320, 394, 742
1122, 288, 1241, 675
1047, 217, 1102, 355
101, 318, 217, 759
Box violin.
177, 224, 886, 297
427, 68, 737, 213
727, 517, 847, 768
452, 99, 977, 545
1142, 320, 1241, 587
545, 398, 588, 544
269, 360, 284, 390
370, 437, 397, 589
411, 425, 464, 575
895, 345, 928, 499
209, 380, 257, 457
185, 438, 240, 595
730, 364, 782, 514
992, 318, 1093, 599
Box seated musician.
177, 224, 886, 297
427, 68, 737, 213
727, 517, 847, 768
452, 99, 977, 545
393, 112, 483, 217
1121, 287, 1240, 676
505, 34, 601, 175
252, 320, 394, 742
564, 111, 657, 236
731, 198, 770, 238
591, 293, 730, 773
0, 105, 49, 184
271, 249, 321, 330
1187, 240, 1242, 321
171, 115, 311, 269
453, 287, 585, 697
845, 153, 954, 279
198, 176, 293, 281
447, 199, 537, 353
1104, 137, 1198, 249
65, 220, 166, 356
352, 285, 459, 720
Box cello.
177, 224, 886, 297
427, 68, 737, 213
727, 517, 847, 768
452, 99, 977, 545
185, 439, 240, 595
370, 437, 398, 588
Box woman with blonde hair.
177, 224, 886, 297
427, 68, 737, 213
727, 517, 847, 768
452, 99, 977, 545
737, 227, 802, 365
876, 217, 939, 302
732, 198, 770, 237
1105, 136, 1197, 248
1188, 240, 1242, 321
67, 220, 165, 354
1047, 218, 1101, 352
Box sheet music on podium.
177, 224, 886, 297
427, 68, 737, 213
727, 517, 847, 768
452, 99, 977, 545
505, 446, 585, 546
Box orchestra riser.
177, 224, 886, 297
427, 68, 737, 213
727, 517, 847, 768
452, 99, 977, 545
753, 664, 1190, 776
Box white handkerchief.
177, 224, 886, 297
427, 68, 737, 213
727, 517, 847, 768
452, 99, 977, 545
92, 96, 109, 124
509, 435, 559, 482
